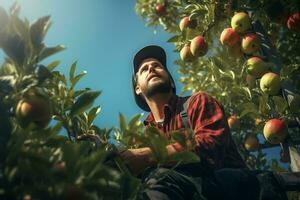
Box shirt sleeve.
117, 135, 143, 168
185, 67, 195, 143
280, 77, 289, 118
177, 92, 230, 166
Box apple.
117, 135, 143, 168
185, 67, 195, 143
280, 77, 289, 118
227, 115, 240, 129
263, 118, 288, 144
246, 57, 270, 78
246, 74, 256, 88
16, 95, 52, 129
180, 44, 193, 61
241, 33, 261, 55
190, 35, 208, 57
231, 12, 251, 33
155, 4, 166, 16
179, 16, 197, 31
244, 135, 260, 151
287, 13, 300, 32
220, 28, 240, 47
260, 72, 281, 95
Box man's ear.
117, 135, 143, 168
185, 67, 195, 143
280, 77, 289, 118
135, 85, 142, 95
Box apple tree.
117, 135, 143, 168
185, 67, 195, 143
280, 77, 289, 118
135, 0, 300, 174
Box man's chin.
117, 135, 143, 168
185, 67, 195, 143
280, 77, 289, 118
145, 82, 172, 97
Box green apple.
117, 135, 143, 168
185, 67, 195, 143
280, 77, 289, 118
220, 28, 240, 47
263, 118, 288, 144
241, 33, 261, 55
246, 57, 271, 78
190, 35, 208, 57
244, 135, 260, 151
180, 44, 193, 62
260, 72, 281, 95
231, 12, 251, 33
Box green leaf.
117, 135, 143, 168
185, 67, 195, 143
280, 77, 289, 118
88, 106, 101, 127
70, 91, 101, 117
259, 94, 271, 116
272, 96, 287, 114
69, 61, 77, 82
30, 15, 51, 48
39, 45, 65, 61
128, 114, 142, 128
240, 102, 257, 117
47, 60, 60, 71
167, 35, 181, 43
72, 71, 87, 87
119, 113, 127, 132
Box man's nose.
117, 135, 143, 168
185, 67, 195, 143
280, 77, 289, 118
148, 65, 156, 73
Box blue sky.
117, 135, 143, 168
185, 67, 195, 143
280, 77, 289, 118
0, 0, 184, 128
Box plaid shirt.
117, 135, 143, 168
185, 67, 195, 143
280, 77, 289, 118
144, 92, 247, 170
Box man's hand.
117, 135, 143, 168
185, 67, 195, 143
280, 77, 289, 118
119, 147, 155, 176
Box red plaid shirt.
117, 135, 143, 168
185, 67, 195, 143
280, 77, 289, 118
144, 92, 246, 169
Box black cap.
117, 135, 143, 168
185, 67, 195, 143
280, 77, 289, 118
132, 45, 176, 111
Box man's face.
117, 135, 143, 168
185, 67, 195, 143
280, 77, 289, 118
135, 58, 172, 98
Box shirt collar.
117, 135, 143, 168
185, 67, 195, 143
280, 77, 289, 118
144, 95, 178, 126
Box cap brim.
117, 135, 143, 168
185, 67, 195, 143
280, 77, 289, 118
133, 45, 166, 74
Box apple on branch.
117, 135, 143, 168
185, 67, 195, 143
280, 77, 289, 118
231, 12, 251, 33
220, 28, 240, 47
241, 33, 261, 55
246, 56, 271, 78
16, 95, 52, 129
263, 118, 288, 144
179, 16, 197, 31
260, 72, 281, 95
244, 135, 260, 151
190, 35, 208, 57
180, 44, 193, 62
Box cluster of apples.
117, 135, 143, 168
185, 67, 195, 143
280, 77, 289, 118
220, 12, 261, 57
15, 91, 52, 130
228, 116, 289, 152
245, 56, 282, 96
178, 17, 208, 61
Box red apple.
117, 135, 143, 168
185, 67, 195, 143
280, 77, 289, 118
263, 118, 288, 144
244, 135, 260, 151
241, 33, 261, 55
287, 13, 300, 32
227, 115, 240, 129
16, 95, 52, 129
180, 44, 193, 61
179, 16, 197, 31
231, 12, 251, 33
246, 57, 270, 78
155, 4, 166, 16
260, 72, 281, 95
220, 28, 240, 47
190, 35, 208, 57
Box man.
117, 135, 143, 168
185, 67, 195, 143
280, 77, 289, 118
120, 45, 287, 200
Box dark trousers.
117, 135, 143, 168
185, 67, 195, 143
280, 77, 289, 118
138, 166, 288, 200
